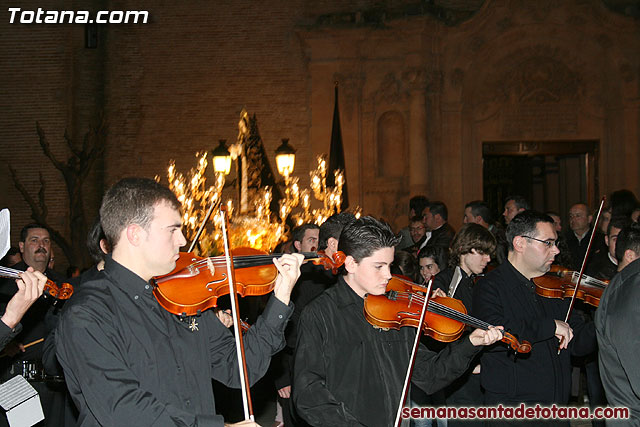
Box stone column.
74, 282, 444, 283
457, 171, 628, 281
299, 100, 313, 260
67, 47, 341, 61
403, 67, 429, 196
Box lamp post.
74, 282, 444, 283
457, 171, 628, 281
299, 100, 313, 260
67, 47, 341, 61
275, 138, 296, 183
211, 139, 232, 176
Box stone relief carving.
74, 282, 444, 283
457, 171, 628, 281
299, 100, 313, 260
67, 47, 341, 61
469, 46, 585, 138
372, 72, 405, 106
401, 67, 428, 91
478, 46, 584, 106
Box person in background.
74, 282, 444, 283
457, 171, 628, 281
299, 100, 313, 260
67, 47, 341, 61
595, 222, 640, 424
502, 195, 529, 226
417, 245, 449, 284
274, 222, 320, 426
404, 215, 428, 258
545, 211, 563, 234
0, 223, 66, 427
423, 201, 456, 249
433, 224, 496, 427
397, 196, 430, 250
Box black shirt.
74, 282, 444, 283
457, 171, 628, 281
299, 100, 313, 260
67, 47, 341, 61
293, 276, 480, 427
56, 255, 292, 426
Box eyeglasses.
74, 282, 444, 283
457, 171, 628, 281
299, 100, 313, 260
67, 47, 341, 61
522, 236, 558, 248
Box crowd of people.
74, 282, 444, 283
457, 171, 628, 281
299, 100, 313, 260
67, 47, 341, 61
0, 180, 639, 426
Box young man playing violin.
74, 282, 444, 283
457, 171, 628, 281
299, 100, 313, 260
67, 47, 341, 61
56, 177, 304, 426
293, 216, 503, 427
432, 223, 496, 426
473, 210, 596, 426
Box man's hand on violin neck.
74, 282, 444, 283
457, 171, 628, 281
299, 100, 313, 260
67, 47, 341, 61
272, 253, 304, 306
554, 320, 573, 349
469, 326, 504, 347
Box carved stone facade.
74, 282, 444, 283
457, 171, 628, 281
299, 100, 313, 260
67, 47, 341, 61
302, 0, 639, 230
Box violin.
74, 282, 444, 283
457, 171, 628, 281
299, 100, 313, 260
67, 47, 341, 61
365, 276, 531, 354
0, 265, 74, 303
533, 265, 609, 307
152, 249, 346, 317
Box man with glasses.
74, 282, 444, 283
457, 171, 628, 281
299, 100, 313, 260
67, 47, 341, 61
473, 211, 596, 426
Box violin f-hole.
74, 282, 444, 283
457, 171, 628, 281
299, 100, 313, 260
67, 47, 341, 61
206, 274, 227, 292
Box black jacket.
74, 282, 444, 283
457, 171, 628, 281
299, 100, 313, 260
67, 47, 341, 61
293, 276, 480, 427
473, 260, 596, 404
595, 258, 640, 424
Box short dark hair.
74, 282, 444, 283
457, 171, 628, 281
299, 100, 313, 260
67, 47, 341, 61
506, 210, 554, 251
505, 195, 530, 211
291, 223, 319, 244
465, 200, 493, 224
318, 212, 355, 251
87, 217, 110, 263
614, 222, 640, 263
410, 215, 425, 225
417, 245, 449, 272
610, 189, 639, 218
409, 196, 430, 217
607, 215, 632, 237
100, 177, 181, 249
429, 201, 448, 222
20, 223, 49, 243
338, 216, 401, 264
449, 223, 496, 267
392, 250, 418, 279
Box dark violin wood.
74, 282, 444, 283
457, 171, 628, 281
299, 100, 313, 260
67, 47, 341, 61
0, 266, 73, 302
363, 276, 531, 354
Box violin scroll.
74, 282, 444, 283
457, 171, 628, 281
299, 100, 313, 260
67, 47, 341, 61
44, 280, 74, 302
501, 331, 532, 354
311, 250, 346, 274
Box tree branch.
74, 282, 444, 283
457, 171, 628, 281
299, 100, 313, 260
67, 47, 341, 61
36, 121, 65, 171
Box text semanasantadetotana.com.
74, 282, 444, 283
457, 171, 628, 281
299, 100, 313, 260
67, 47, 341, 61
402, 404, 630, 420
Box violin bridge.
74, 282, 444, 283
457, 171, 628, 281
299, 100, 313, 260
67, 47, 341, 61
206, 257, 215, 275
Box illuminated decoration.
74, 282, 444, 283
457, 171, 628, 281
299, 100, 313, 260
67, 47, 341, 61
162, 111, 350, 255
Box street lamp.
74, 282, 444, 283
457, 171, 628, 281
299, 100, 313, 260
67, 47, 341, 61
275, 138, 296, 179
211, 139, 232, 175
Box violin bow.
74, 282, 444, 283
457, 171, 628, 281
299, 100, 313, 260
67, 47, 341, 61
220, 206, 254, 421
559, 196, 606, 352
187, 195, 221, 253
393, 278, 434, 427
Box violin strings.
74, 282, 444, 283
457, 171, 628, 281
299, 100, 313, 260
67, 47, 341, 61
570, 272, 607, 288
392, 292, 491, 331
183, 252, 320, 271
0, 266, 20, 279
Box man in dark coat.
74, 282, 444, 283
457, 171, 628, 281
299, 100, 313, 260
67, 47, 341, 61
473, 211, 596, 426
